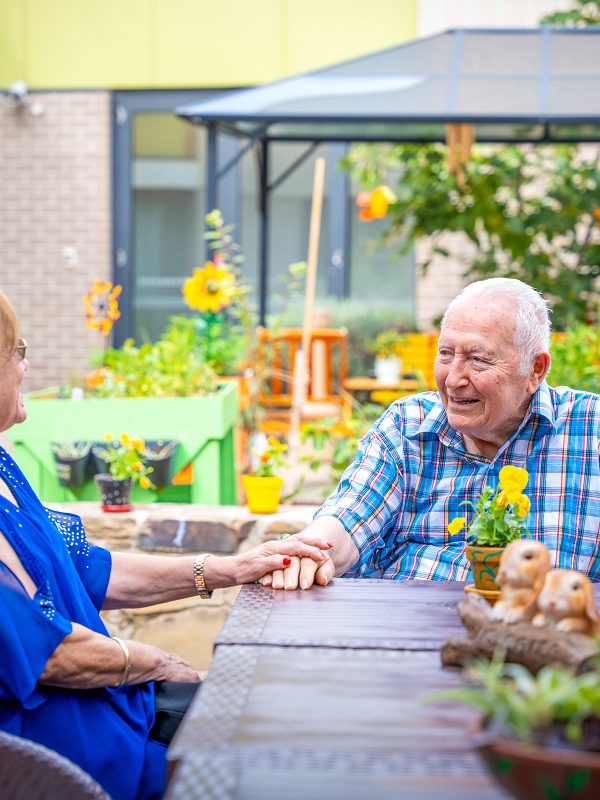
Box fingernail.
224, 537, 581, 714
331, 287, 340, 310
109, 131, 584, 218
322, 576, 328, 585
327, 542, 334, 548
300, 579, 309, 590
283, 557, 291, 566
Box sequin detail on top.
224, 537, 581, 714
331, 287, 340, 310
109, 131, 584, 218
46, 509, 91, 565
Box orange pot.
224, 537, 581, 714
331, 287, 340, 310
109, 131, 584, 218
241, 475, 283, 514
465, 544, 504, 591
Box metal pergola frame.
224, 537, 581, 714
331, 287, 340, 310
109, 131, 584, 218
177, 27, 600, 321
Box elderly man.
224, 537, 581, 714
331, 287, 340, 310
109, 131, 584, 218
264, 277, 600, 591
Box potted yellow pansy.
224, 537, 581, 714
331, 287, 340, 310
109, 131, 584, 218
95, 433, 154, 512
242, 436, 287, 514
448, 465, 531, 600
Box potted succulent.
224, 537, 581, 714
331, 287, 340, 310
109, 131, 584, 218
95, 433, 154, 512
432, 654, 600, 800
448, 465, 531, 600
50, 441, 92, 489
366, 329, 408, 383
242, 436, 288, 514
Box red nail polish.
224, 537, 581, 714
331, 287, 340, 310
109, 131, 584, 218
283, 557, 291, 566
327, 542, 334, 548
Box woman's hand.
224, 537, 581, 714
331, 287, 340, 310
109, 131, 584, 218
204, 537, 333, 588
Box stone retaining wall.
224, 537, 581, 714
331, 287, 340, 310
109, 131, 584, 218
52, 502, 317, 670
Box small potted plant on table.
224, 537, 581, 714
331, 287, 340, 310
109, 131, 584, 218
434, 654, 600, 800
367, 329, 407, 383
242, 436, 287, 514
448, 465, 531, 602
95, 433, 154, 512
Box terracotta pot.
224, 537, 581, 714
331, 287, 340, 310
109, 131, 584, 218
242, 475, 283, 514
475, 728, 600, 800
465, 544, 504, 592
94, 474, 132, 512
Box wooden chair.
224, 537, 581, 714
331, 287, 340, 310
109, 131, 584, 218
256, 327, 350, 434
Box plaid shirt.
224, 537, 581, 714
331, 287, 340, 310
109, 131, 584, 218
316, 382, 600, 581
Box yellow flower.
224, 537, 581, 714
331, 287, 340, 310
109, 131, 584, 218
139, 475, 151, 490
120, 433, 130, 447
103, 431, 114, 442
356, 185, 397, 221
499, 465, 528, 503
133, 461, 144, 472
83, 280, 122, 336
516, 494, 531, 517
131, 437, 145, 454
182, 261, 236, 313
448, 517, 466, 535
496, 490, 508, 509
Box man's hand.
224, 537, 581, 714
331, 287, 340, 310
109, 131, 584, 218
260, 518, 359, 591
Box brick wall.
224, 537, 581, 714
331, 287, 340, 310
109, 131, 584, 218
0, 91, 112, 391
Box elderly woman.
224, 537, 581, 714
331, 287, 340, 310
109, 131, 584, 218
0, 289, 329, 799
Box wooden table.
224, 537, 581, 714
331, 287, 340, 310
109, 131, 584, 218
166, 580, 509, 800
342, 376, 421, 403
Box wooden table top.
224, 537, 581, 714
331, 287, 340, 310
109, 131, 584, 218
166, 580, 509, 800
216, 578, 467, 651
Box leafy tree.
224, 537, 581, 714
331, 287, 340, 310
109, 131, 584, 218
342, 2, 600, 329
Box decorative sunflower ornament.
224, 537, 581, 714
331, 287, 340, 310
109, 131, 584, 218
83, 280, 122, 335
182, 260, 236, 314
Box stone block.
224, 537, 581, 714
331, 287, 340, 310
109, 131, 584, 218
137, 517, 255, 554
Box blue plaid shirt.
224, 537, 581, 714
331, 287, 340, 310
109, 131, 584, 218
316, 382, 600, 581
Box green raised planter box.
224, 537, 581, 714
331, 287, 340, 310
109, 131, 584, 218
10, 381, 238, 505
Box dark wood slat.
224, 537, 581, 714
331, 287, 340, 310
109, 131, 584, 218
167, 646, 507, 800
216, 578, 468, 650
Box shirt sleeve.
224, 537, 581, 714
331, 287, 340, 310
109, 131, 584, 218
44, 509, 112, 610
314, 424, 405, 577
0, 564, 72, 708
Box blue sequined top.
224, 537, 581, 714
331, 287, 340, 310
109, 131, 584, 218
0, 446, 165, 799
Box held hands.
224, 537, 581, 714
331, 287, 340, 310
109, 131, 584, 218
258, 532, 336, 591
235, 537, 333, 586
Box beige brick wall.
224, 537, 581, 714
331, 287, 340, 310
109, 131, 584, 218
0, 91, 112, 391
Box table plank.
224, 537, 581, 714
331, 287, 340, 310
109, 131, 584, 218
167, 646, 508, 800
216, 578, 467, 650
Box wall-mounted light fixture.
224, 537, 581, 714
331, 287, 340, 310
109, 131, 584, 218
2, 81, 45, 118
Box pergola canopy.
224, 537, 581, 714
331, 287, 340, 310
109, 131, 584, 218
177, 27, 600, 143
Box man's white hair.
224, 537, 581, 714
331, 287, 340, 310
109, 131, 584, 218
441, 278, 551, 375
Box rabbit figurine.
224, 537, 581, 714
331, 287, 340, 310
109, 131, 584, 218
492, 539, 551, 624
532, 569, 600, 636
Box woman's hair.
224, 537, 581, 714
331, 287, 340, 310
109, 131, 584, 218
441, 278, 551, 375
0, 289, 18, 360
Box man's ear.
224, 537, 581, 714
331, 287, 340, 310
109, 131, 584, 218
527, 351, 550, 394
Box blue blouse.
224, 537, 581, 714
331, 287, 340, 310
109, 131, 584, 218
0, 446, 166, 799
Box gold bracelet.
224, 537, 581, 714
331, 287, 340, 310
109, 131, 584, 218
112, 636, 131, 688
193, 553, 214, 599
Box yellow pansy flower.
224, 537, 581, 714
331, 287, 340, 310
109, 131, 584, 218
139, 476, 151, 490
131, 437, 146, 454
499, 465, 529, 503
496, 490, 508, 509
448, 517, 466, 535
120, 433, 130, 447
103, 431, 114, 442
516, 494, 531, 517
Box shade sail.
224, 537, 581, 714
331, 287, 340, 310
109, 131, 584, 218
177, 28, 600, 142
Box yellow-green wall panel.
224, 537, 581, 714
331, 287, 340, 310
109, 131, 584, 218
0, 0, 26, 82
155, 0, 285, 87
285, 0, 418, 75
26, 0, 154, 88
0, 0, 418, 89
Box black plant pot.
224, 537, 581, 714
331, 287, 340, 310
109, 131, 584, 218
144, 440, 179, 490
95, 474, 132, 512
91, 444, 111, 476
51, 442, 92, 489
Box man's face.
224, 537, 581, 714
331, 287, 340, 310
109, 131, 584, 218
434, 298, 541, 452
